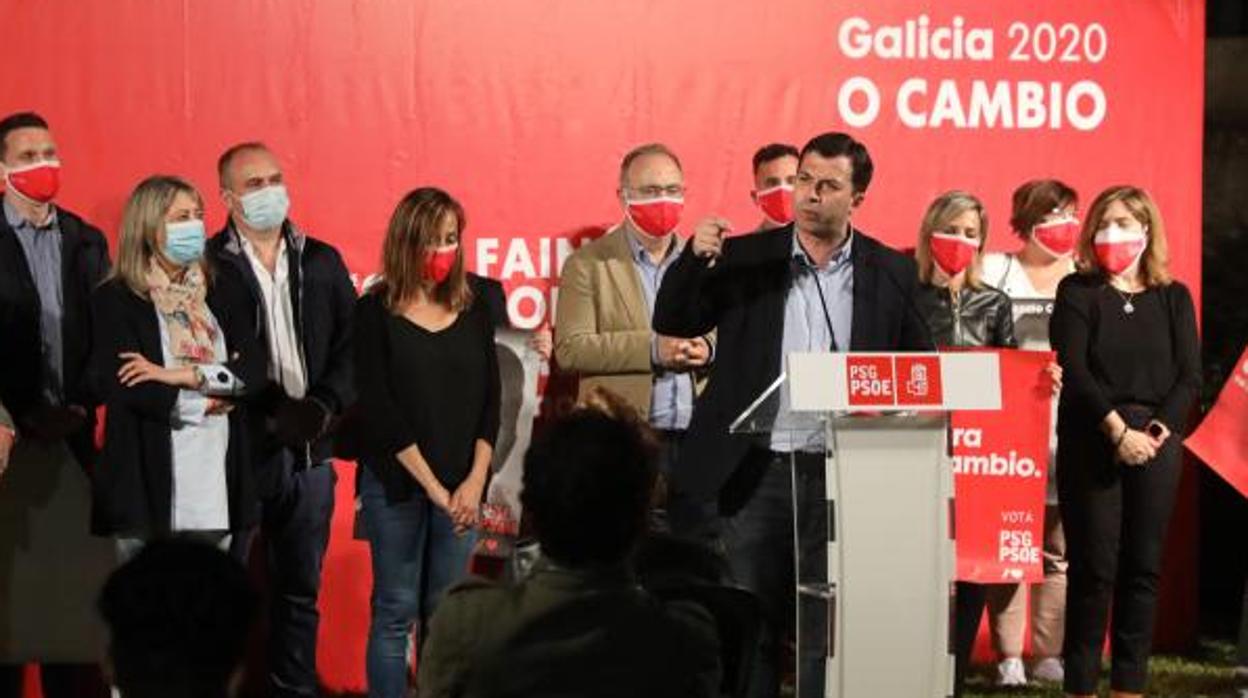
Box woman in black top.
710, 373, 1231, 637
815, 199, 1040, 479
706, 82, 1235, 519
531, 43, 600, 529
355, 187, 500, 698
911, 191, 1018, 697
1050, 186, 1200, 698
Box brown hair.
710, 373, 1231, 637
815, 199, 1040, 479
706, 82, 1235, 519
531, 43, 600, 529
916, 190, 989, 289
1009, 179, 1078, 238
107, 175, 209, 297
376, 187, 472, 312
1077, 185, 1171, 287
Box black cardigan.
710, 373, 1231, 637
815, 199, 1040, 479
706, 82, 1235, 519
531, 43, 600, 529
1050, 272, 1201, 435
353, 290, 501, 503
89, 275, 267, 536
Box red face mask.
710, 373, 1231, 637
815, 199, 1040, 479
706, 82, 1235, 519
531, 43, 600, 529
4, 160, 61, 204
1093, 225, 1148, 276
929, 233, 979, 278
423, 244, 459, 285
756, 184, 794, 226
1031, 218, 1080, 258
626, 195, 683, 238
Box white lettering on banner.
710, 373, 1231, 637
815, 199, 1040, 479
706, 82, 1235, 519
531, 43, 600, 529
837, 77, 880, 128
998, 529, 1040, 565
952, 450, 1042, 478
838, 15, 993, 61
885, 78, 1106, 130
345, 236, 586, 328
836, 15, 1110, 131
848, 363, 893, 397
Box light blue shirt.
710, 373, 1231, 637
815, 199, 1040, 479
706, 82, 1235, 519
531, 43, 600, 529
626, 231, 694, 431
5, 196, 64, 404
770, 231, 854, 452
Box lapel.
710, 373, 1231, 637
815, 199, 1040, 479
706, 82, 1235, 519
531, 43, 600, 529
849, 229, 878, 350
601, 226, 650, 329
128, 286, 165, 362
759, 225, 795, 362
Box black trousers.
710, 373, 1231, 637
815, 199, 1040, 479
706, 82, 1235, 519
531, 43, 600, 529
953, 582, 987, 697
1058, 406, 1182, 695
232, 454, 337, 698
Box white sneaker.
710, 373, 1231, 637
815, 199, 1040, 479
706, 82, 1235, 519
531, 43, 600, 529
1031, 656, 1065, 684
996, 657, 1028, 687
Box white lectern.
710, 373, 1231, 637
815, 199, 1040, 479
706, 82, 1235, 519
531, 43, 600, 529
730, 352, 1002, 698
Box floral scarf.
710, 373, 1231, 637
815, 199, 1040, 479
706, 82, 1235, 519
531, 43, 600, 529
146, 261, 219, 366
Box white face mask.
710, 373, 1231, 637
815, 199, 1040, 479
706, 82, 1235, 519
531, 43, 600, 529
238, 184, 290, 230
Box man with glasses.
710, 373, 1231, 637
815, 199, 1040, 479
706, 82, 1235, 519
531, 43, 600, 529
554, 143, 711, 522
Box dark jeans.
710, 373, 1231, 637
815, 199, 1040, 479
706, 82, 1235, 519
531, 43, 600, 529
0, 664, 108, 698
358, 465, 476, 698
232, 454, 337, 698
1058, 406, 1182, 695
721, 449, 827, 698
953, 582, 987, 697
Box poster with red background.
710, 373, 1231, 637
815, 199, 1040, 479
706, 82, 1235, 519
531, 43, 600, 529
952, 350, 1055, 584
0, 0, 1203, 691
1187, 345, 1248, 497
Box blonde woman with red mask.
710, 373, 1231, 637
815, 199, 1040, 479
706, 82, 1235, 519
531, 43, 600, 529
1051, 186, 1200, 698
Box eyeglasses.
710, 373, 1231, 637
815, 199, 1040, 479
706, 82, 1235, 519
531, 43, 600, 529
626, 184, 685, 198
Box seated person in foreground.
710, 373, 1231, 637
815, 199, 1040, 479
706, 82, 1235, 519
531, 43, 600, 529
417, 409, 722, 698
96, 537, 259, 698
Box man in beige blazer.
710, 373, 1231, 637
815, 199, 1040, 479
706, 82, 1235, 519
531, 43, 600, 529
555, 143, 712, 505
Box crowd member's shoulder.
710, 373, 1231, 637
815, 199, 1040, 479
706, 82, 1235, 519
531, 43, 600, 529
434, 576, 513, 624
980, 251, 1011, 284
1161, 278, 1194, 310
1054, 271, 1103, 309
859, 230, 918, 276
354, 286, 388, 318
57, 207, 108, 250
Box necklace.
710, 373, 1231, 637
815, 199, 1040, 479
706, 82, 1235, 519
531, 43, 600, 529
1109, 284, 1138, 314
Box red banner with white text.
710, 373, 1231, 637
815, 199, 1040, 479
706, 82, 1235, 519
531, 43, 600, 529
0, 0, 1204, 692
953, 350, 1055, 584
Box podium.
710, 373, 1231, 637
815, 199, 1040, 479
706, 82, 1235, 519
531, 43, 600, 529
730, 352, 1002, 698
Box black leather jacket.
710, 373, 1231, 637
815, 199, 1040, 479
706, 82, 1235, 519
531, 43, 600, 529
915, 283, 1017, 349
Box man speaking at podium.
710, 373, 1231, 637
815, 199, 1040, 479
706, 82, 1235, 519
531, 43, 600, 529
653, 132, 932, 698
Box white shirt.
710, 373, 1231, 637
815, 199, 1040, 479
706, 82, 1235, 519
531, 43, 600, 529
240, 235, 307, 399
158, 309, 237, 531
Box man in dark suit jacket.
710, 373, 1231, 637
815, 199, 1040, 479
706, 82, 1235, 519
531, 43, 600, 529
207, 142, 356, 698
654, 132, 932, 698
0, 111, 114, 697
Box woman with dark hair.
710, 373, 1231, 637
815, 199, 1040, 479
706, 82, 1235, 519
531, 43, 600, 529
90, 175, 264, 556
911, 191, 1017, 698
355, 187, 500, 698
1051, 185, 1199, 698
980, 179, 1080, 686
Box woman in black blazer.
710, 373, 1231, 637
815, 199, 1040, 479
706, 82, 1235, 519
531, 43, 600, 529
1050, 186, 1200, 698
90, 175, 264, 556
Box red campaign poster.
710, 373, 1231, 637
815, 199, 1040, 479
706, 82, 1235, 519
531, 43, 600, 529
1186, 345, 1248, 498
952, 350, 1055, 584
0, 0, 1203, 692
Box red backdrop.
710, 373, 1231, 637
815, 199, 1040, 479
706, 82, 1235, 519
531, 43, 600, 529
1, 0, 1204, 692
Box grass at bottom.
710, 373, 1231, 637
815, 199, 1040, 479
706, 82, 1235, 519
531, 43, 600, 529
965, 641, 1245, 698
